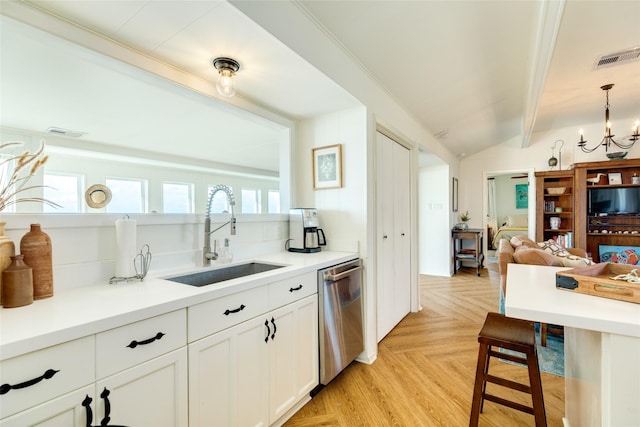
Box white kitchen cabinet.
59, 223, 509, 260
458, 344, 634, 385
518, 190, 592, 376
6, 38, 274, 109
189, 315, 269, 427
188, 275, 318, 427
269, 295, 318, 423
0, 385, 93, 427
95, 347, 188, 427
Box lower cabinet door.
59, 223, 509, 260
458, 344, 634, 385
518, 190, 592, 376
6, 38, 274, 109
269, 295, 318, 423
188, 315, 269, 427
0, 385, 94, 427
95, 347, 188, 427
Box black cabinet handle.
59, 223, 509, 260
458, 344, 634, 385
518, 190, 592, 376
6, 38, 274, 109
100, 387, 111, 426
126, 332, 165, 349
289, 284, 303, 292
264, 319, 270, 343
224, 304, 246, 316
0, 369, 59, 395
82, 395, 93, 427
270, 317, 277, 340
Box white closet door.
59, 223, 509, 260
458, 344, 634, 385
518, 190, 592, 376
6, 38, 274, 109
376, 132, 411, 341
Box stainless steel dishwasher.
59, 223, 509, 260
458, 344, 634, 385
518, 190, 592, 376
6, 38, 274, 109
317, 258, 364, 386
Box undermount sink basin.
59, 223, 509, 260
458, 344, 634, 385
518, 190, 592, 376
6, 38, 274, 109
165, 262, 285, 287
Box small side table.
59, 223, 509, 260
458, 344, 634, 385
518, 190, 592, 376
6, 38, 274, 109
452, 228, 484, 276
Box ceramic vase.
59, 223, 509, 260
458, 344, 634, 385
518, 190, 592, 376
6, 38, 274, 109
0, 222, 16, 306
20, 224, 53, 299
2, 254, 33, 308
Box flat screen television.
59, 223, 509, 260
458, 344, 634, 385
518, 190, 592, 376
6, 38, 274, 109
588, 187, 640, 214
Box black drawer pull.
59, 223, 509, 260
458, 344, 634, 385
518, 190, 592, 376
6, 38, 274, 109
126, 332, 165, 349
224, 304, 246, 316
270, 317, 277, 340
0, 369, 59, 395
289, 285, 303, 292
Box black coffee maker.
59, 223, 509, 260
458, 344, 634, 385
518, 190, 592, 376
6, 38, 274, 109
288, 208, 326, 253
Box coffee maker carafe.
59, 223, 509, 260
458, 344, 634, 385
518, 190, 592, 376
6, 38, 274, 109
288, 208, 326, 253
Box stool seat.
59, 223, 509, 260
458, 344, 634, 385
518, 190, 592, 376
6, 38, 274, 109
470, 312, 546, 427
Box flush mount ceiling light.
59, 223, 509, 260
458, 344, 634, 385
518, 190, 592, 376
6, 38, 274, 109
578, 84, 639, 153
212, 57, 240, 98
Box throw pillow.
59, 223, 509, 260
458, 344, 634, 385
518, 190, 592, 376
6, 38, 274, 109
510, 235, 537, 249
561, 255, 594, 268
505, 214, 528, 227
537, 240, 571, 257
513, 246, 562, 266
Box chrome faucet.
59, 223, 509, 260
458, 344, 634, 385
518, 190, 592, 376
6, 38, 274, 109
203, 184, 236, 266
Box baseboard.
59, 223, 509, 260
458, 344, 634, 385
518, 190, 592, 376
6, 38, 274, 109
271, 395, 312, 427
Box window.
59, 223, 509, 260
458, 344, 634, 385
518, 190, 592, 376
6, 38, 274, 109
207, 186, 231, 213
241, 188, 260, 214
162, 182, 193, 213
106, 178, 146, 213
43, 173, 83, 213
268, 190, 280, 213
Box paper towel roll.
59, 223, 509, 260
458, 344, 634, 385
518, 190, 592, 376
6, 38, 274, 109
115, 218, 137, 278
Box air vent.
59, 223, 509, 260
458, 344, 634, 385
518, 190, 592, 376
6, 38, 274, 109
594, 46, 640, 70
434, 129, 449, 139
47, 127, 86, 138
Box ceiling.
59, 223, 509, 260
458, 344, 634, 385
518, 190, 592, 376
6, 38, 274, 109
2, 0, 639, 161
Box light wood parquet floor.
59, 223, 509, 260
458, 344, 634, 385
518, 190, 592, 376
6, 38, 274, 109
284, 264, 565, 427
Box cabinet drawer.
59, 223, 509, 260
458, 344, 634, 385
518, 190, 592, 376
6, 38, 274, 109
0, 336, 95, 419
188, 285, 269, 342
269, 271, 317, 310
96, 309, 186, 379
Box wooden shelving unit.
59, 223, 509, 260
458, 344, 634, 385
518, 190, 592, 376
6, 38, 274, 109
573, 158, 640, 262
535, 170, 575, 246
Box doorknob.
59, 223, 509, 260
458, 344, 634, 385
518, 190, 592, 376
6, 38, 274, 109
383, 234, 388, 239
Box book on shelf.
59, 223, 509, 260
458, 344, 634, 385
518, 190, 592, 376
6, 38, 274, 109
544, 201, 555, 212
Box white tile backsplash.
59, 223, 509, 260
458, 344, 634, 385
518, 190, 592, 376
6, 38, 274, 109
3, 214, 289, 290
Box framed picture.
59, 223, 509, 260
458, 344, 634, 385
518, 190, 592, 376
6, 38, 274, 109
312, 144, 343, 189
452, 177, 458, 212
608, 172, 622, 185
515, 184, 528, 209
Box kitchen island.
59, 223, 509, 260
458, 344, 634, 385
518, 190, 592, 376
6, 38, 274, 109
505, 263, 640, 427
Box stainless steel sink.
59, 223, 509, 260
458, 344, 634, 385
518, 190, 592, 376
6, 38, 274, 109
165, 262, 285, 287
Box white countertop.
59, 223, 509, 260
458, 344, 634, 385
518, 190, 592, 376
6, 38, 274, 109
505, 263, 640, 338
0, 251, 358, 360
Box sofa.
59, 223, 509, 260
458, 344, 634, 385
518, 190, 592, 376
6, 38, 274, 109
497, 235, 589, 346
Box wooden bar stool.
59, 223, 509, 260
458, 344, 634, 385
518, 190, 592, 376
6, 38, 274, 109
469, 312, 546, 427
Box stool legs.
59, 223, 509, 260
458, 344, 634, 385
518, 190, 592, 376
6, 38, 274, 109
469, 343, 547, 427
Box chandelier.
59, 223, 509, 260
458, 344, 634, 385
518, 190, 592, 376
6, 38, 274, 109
578, 84, 639, 153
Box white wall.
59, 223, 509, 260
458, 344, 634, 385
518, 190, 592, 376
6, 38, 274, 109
419, 164, 450, 276
494, 174, 529, 225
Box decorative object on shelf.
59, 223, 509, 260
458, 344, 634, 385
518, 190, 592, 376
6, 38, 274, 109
632, 173, 640, 185
459, 210, 470, 222
606, 151, 628, 160
0, 222, 16, 306
312, 144, 343, 189
84, 184, 112, 209
20, 224, 53, 299
546, 187, 566, 195
212, 57, 240, 98
550, 217, 561, 230
0, 141, 59, 212
608, 172, 622, 185
577, 84, 639, 153
600, 245, 640, 266
586, 173, 606, 185
1, 254, 33, 308
548, 140, 564, 170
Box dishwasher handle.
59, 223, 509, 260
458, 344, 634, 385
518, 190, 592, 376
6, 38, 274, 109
325, 265, 363, 282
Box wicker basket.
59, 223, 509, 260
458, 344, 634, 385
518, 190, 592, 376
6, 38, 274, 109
546, 187, 566, 195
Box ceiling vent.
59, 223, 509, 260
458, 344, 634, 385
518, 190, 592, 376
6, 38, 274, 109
594, 46, 640, 70
47, 127, 86, 138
